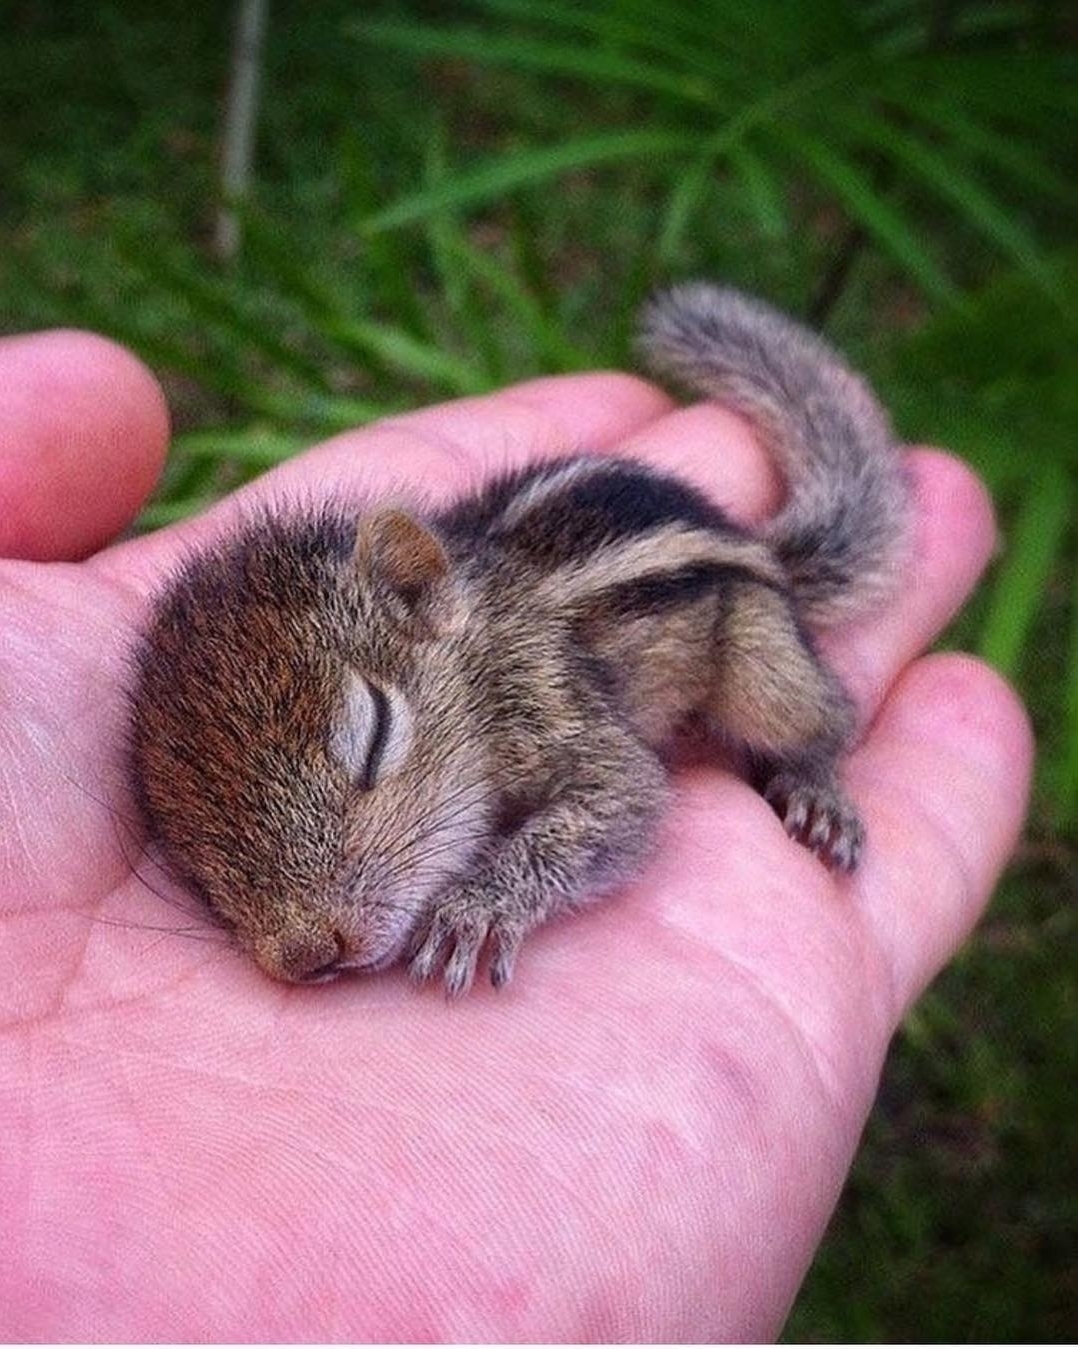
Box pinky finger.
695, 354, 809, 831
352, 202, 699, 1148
847, 652, 1033, 1027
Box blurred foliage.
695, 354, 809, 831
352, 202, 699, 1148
786, 851, 1077, 1342
2, 0, 1075, 1338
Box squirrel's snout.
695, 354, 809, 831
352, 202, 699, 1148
256, 926, 349, 984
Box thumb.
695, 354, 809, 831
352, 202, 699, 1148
0, 330, 169, 561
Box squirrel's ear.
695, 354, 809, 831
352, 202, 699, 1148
353, 509, 449, 610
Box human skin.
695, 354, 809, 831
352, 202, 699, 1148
0, 330, 1031, 1342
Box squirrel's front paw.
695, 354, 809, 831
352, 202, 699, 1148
408, 890, 524, 996
764, 771, 864, 872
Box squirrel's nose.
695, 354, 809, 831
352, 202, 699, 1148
297, 954, 344, 984
258, 928, 348, 983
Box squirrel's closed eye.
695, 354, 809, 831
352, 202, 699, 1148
330, 673, 410, 789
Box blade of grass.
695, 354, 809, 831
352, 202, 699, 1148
436, 232, 590, 372
172, 428, 308, 464
153, 457, 223, 514
356, 130, 701, 235
769, 124, 957, 304
657, 153, 715, 266
423, 127, 468, 317
250, 390, 408, 431
978, 462, 1071, 677
340, 128, 431, 339
348, 19, 719, 107
889, 95, 1078, 210
1061, 557, 1078, 821
843, 112, 1059, 301
463, 0, 746, 91
234, 202, 424, 393
115, 238, 334, 392
238, 204, 349, 320
358, 47, 875, 241
321, 317, 491, 396
893, 52, 1078, 122
137, 497, 221, 530
949, 1, 1049, 42
709, 0, 865, 65
423, 128, 506, 384
237, 204, 403, 383
507, 189, 560, 328
658, 49, 878, 261
39, 258, 409, 430
610, 0, 786, 58
606, 244, 656, 368
727, 141, 789, 240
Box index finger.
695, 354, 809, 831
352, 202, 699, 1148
95, 370, 995, 739
95, 372, 673, 586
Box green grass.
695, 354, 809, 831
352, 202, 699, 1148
3, 0, 1075, 1339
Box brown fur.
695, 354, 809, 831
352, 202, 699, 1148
130, 286, 909, 992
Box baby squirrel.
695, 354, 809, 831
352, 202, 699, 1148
131, 285, 910, 995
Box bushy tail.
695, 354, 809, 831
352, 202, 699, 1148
636, 283, 910, 625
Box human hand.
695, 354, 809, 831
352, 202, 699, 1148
0, 331, 1030, 1341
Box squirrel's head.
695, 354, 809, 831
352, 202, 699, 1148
131, 506, 488, 983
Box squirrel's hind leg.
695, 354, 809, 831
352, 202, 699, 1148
709, 581, 864, 871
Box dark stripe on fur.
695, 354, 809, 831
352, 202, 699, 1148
590, 561, 779, 618
636, 284, 909, 623
439, 457, 738, 569
435, 462, 547, 538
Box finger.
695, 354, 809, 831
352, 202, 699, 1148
615, 400, 784, 524
96, 372, 673, 585
820, 449, 997, 716
91, 360, 992, 734
371, 370, 675, 479
293, 371, 674, 504
0, 330, 169, 561
847, 653, 1033, 1025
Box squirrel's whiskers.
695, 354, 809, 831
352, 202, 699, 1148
130, 286, 910, 995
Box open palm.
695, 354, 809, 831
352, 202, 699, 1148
1, 332, 1030, 1341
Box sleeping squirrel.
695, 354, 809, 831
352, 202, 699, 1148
130, 284, 910, 995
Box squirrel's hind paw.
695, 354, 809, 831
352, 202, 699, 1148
764, 772, 865, 872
